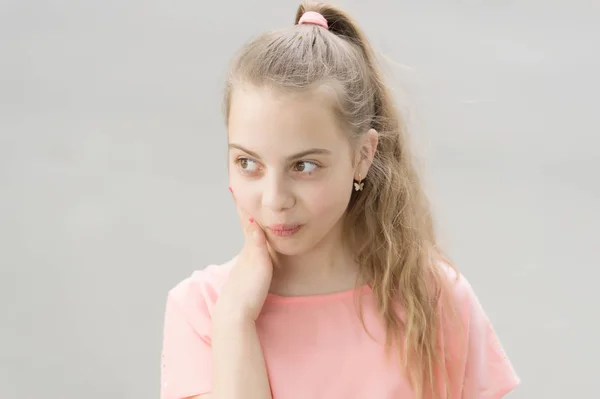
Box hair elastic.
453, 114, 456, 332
298, 11, 328, 29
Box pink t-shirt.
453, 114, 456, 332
160, 259, 520, 399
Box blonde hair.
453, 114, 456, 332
223, 2, 459, 397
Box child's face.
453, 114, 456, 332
227, 86, 359, 256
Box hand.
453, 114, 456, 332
214, 190, 274, 323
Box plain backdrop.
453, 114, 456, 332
1, 0, 599, 398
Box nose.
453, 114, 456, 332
261, 173, 295, 212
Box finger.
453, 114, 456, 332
233, 204, 266, 247
229, 186, 251, 231
247, 218, 267, 248
235, 205, 252, 235
228, 186, 268, 250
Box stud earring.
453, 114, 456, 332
353, 174, 364, 192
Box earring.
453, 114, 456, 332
353, 174, 364, 192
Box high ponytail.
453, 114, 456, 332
224, 2, 459, 397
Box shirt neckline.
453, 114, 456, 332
264, 283, 372, 304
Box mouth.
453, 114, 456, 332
267, 224, 302, 237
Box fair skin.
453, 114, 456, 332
188, 85, 378, 399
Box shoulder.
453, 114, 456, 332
436, 260, 521, 396
435, 258, 478, 307
161, 261, 236, 399
166, 258, 236, 322
433, 258, 489, 332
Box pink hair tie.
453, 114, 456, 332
298, 11, 328, 29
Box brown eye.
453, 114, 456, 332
293, 161, 318, 174
237, 158, 259, 173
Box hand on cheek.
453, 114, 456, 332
228, 185, 278, 264
229, 185, 257, 228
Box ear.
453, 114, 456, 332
354, 128, 378, 179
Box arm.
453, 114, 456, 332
210, 314, 272, 399
205, 199, 274, 399
161, 296, 272, 399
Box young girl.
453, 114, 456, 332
160, 2, 520, 398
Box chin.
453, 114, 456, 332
265, 228, 318, 256
266, 237, 312, 256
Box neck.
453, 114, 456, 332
268, 223, 361, 297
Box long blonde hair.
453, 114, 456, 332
223, 2, 459, 397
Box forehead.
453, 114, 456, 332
227, 85, 349, 152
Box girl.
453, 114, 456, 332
160, 2, 520, 398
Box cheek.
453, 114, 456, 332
228, 175, 260, 212
303, 176, 353, 217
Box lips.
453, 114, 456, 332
267, 224, 302, 237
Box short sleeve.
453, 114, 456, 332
160, 291, 213, 399
459, 279, 520, 399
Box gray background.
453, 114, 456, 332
1, 0, 598, 398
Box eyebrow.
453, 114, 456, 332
228, 143, 332, 160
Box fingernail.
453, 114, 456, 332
228, 186, 233, 193
248, 217, 255, 223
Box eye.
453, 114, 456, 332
293, 161, 319, 174
236, 157, 260, 173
